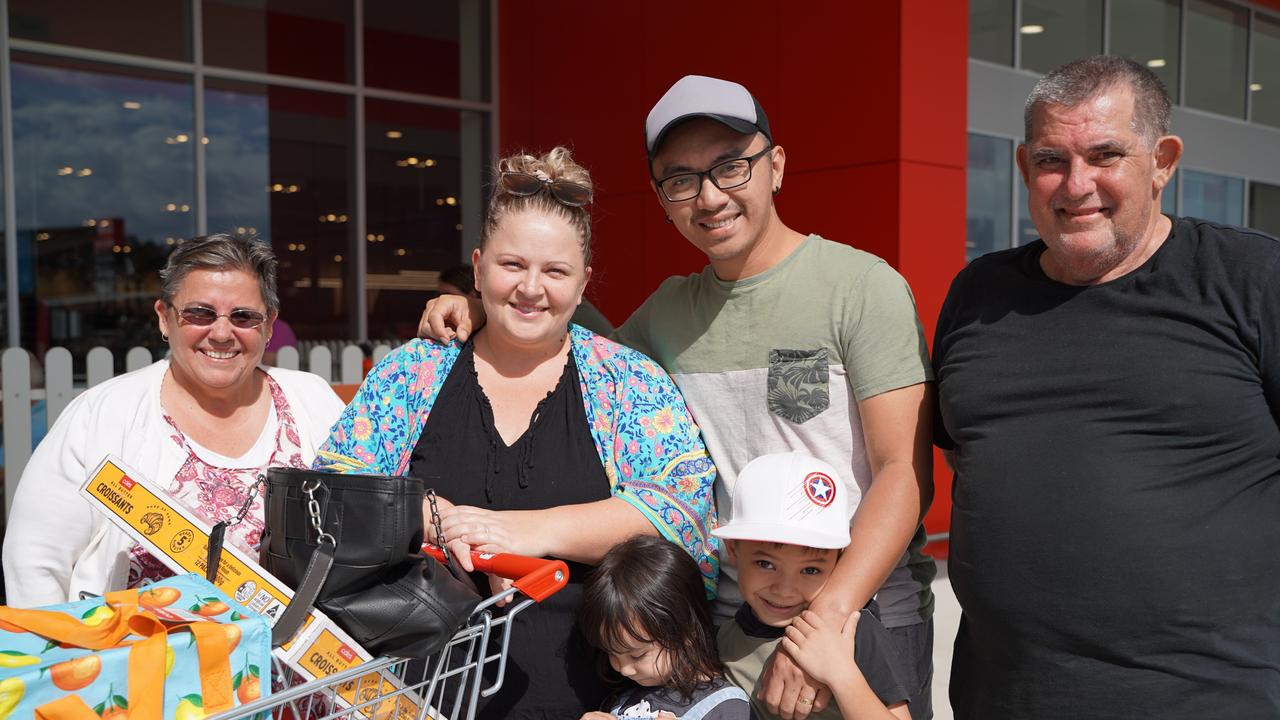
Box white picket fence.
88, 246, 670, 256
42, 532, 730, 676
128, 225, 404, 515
0, 343, 394, 515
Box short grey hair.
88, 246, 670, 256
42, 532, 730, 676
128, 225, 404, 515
158, 232, 280, 314
1024, 55, 1171, 146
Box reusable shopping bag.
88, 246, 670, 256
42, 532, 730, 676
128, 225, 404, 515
0, 573, 271, 719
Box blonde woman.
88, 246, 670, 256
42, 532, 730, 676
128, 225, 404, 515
319, 148, 718, 718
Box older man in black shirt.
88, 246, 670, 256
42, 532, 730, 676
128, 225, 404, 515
934, 55, 1280, 718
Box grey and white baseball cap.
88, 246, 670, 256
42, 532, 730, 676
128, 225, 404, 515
645, 75, 772, 162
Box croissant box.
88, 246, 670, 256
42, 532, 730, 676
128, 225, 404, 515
79, 455, 430, 719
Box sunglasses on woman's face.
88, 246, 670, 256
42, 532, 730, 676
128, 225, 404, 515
171, 304, 269, 329
499, 172, 593, 207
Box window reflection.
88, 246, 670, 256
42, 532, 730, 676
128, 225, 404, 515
206, 79, 355, 343
1247, 181, 1280, 235
365, 100, 470, 339
9, 0, 190, 62
1251, 13, 1280, 128
203, 0, 352, 84
1110, 0, 1181, 102
970, 0, 1014, 66
1183, 169, 1244, 225
11, 56, 194, 361
1019, 0, 1103, 75
966, 134, 1013, 262
205, 80, 271, 243
0, 136, 6, 344
1015, 181, 1040, 246
1185, 0, 1248, 119
1162, 170, 1178, 216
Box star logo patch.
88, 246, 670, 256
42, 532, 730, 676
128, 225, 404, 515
803, 472, 836, 508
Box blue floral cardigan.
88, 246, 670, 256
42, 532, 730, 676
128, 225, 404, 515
315, 325, 720, 594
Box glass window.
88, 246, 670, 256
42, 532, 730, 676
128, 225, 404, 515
1162, 169, 1178, 216
204, 80, 270, 242
365, 100, 480, 339
967, 134, 1013, 262
1183, 169, 1244, 225
1248, 181, 1280, 235
1251, 13, 1280, 128
1015, 180, 1041, 246
1019, 0, 1103, 75
205, 79, 354, 343
1185, 0, 1248, 119
11, 56, 194, 362
970, 0, 1014, 66
364, 1, 490, 101
9, 0, 191, 62
203, 0, 352, 84
0, 126, 7, 346
1110, 0, 1181, 102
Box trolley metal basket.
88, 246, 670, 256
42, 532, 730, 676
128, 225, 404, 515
210, 545, 569, 720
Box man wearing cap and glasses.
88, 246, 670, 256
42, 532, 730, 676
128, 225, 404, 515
633, 75, 935, 720
419, 76, 936, 719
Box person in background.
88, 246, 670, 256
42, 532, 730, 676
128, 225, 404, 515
437, 264, 479, 299
262, 316, 298, 366
4, 232, 344, 606
317, 147, 718, 719
934, 56, 1280, 717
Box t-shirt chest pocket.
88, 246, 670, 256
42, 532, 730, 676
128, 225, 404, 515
767, 348, 831, 424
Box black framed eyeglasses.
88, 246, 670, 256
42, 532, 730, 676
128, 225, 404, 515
654, 145, 774, 202
170, 304, 269, 329
499, 171, 593, 207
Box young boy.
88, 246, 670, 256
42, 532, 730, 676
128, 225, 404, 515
712, 451, 911, 720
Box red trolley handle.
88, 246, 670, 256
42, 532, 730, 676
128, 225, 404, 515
422, 543, 569, 602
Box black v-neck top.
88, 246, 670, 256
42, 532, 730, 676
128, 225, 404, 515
407, 339, 610, 719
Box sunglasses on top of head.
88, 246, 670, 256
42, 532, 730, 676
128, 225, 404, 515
170, 304, 269, 329
499, 171, 593, 207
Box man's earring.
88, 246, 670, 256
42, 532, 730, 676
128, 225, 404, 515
665, 215, 673, 224
773, 186, 781, 196
161, 332, 169, 343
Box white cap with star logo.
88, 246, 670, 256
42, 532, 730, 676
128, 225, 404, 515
711, 451, 860, 550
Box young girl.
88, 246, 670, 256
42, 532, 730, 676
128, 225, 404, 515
577, 535, 753, 720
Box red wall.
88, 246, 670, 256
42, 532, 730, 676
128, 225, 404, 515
497, 2, 968, 541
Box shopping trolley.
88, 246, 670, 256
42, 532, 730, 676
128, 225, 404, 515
211, 544, 569, 720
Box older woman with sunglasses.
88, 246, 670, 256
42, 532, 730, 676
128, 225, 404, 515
4, 233, 344, 606
318, 147, 718, 719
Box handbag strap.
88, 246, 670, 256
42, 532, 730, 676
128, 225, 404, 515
270, 537, 335, 647
206, 476, 264, 582
271, 477, 338, 647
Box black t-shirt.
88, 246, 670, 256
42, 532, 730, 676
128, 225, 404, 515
934, 217, 1280, 718
408, 339, 612, 720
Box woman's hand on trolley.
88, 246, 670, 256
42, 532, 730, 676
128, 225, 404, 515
438, 504, 545, 558
438, 503, 545, 606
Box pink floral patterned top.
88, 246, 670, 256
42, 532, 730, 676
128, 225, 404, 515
127, 375, 308, 587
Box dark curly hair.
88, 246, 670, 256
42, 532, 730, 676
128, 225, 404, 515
577, 535, 723, 701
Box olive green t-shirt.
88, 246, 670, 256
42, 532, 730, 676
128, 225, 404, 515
614, 234, 936, 627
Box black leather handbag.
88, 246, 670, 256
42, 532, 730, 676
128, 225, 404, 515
255, 467, 481, 658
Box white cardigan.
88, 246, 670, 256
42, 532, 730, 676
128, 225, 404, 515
3, 360, 344, 607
